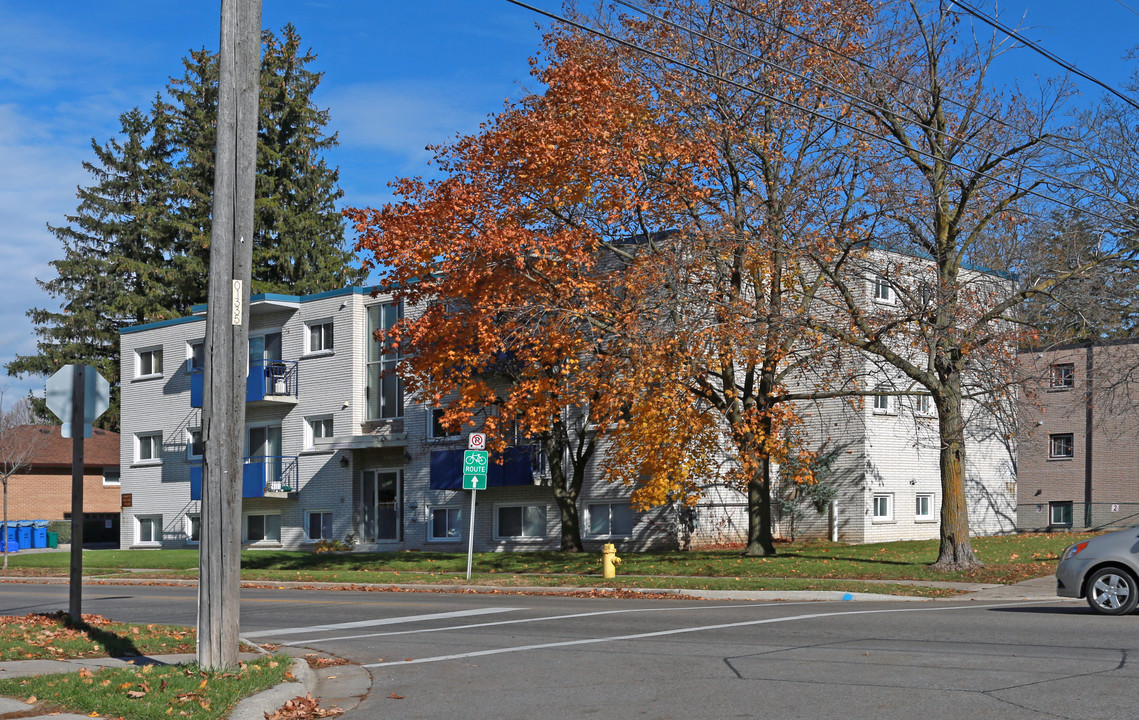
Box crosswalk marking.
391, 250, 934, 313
363, 600, 1054, 667
242, 607, 524, 638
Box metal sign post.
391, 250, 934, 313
466, 489, 477, 580
45, 364, 110, 622
463, 445, 488, 580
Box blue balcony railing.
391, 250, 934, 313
190, 360, 299, 408
248, 360, 298, 403
189, 455, 298, 500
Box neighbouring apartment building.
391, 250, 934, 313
691, 258, 1018, 546
118, 262, 1017, 552
1018, 339, 1139, 531
0, 425, 122, 543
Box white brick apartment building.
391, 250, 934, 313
119, 273, 1016, 552
118, 287, 674, 552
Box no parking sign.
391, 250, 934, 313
468, 433, 486, 450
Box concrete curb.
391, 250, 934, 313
680, 588, 930, 602
228, 657, 315, 720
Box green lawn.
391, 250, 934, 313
1, 532, 1091, 594
0, 612, 195, 660
0, 654, 292, 720
0, 613, 296, 720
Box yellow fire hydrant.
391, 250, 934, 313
602, 543, 621, 579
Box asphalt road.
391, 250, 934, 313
1, 582, 1136, 720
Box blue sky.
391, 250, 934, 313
1, 0, 1137, 403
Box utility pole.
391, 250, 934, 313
198, 0, 261, 671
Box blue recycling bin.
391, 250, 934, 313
32, 527, 47, 549
1, 525, 16, 553
15, 522, 32, 551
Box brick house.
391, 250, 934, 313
1, 425, 122, 542
1018, 340, 1139, 531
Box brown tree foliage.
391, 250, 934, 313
589, 0, 875, 555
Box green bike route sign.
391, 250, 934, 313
462, 450, 489, 490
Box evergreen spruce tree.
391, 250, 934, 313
163, 47, 218, 312
254, 25, 358, 294
7, 26, 362, 430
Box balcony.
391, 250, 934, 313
190, 360, 299, 408
189, 455, 299, 500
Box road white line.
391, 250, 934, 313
286, 601, 820, 646
243, 607, 525, 638
364, 600, 1058, 667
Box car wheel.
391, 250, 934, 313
1085, 568, 1139, 615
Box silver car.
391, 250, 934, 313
1056, 527, 1139, 615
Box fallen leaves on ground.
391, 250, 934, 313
304, 655, 350, 669
264, 693, 343, 719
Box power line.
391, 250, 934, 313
501, 0, 1128, 227
707, 0, 1101, 172
949, 0, 1139, 111
1114, 0, 1139, 18
609, 0, 1129, 213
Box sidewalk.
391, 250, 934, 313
0, 647, 371, 720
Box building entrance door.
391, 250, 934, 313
360, 469, 400, 542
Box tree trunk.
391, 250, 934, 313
2, 479, 7, 571
743, 454, 776, 556
552, 478, 584, 552
545, 436, 584, 552
932, 386, 982, 570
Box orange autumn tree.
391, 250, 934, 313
346, 33, 704, 551
586, 0, 875, 555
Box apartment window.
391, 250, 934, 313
917, 281, 936, 308
872, 388, 892, 414
305, 511, 333, 542
136, 515, 162, 545
307, 320, 334, 354
872, 494, 893, 522
430, 408, 460, 439
102, 469, 120, 486
305, 416, 334, 449
188, 341, 205, 373
136, 347, 163, 378
496, 505, 547, 539
1050, 363, 1075, 390
366, 301, 404, 419
872, 275, 893, 303
187, 428, 203, 459
1049, 433, 1074, 459
915, 493, 934, 521
136, 432, 162, 463
185, 514, 200, 544
914, 395, 933, 415
588, 502, 633, 537
249, 331, 283, 364
245, 513, 281, 543
1050, 501, 1074, 527
430, 507, 463, 541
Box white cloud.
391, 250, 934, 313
0, 103, 86, 392
323, 80, 508, 173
